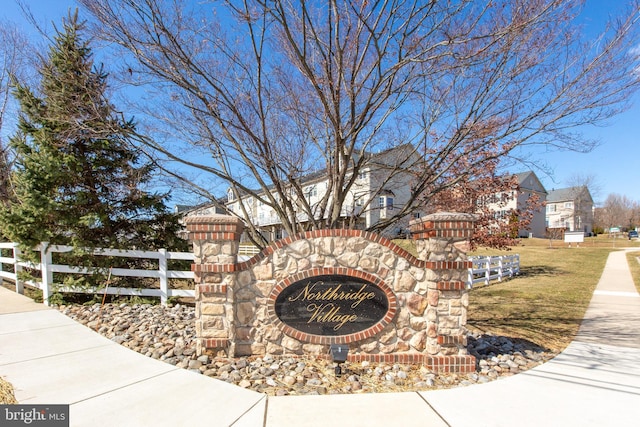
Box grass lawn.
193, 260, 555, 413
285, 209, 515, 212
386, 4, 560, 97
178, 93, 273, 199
627, 251, 640, 293
467, 236, 640, 352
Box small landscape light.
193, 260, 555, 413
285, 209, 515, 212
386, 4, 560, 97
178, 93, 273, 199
329, 344, 349, 376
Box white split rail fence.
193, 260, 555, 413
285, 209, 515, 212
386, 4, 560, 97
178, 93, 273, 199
0, 242, 195, 306
467, 254, 520, 288
1, 242, 519, 305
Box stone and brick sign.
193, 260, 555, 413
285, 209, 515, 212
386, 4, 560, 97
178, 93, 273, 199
186, 212, 477, 373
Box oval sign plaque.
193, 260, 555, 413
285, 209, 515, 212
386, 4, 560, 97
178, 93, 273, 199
275, 275, 389, 336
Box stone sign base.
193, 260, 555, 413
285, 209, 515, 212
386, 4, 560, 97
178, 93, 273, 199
186, 213, 477, 373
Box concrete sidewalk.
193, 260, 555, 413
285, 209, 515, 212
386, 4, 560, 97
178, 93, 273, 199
1, 249, 639, 426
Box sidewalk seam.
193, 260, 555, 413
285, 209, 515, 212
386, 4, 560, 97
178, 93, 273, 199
416, 391, 451, 427
0, 343, 114, 367
67, 367, 183, 405
229, 394, 268, 427
0, 322, 85, 336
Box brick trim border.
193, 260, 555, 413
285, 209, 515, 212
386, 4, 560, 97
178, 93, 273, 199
201, 338, 230, 349
267, 267, 398, 345
325, 353, 476, 373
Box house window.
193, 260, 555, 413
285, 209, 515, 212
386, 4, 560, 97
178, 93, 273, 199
227, 189, 235, 202
565, 202, 573, 209
305, 185, 317, 199
379, 196, 394, 210
547, 204, 556, 213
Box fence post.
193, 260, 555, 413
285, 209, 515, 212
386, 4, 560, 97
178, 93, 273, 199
484, 257, 490, 285
40, 243, 53, 306
158, 248, 168, 306
14, 243, 24, 295
498, 256, 504, 282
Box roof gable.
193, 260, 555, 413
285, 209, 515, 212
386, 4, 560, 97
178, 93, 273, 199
513, 171, 547, 194
547, 186, 593, 203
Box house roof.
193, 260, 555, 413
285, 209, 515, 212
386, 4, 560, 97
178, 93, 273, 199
513, 171, 547, 194
547, 186, 593, 203
228, 143, 417, 198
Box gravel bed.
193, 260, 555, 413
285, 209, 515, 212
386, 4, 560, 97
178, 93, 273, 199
58, 303, 557, 396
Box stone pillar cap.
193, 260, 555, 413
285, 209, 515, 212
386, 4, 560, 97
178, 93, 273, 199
184, 214, 245, 225
410, 212, 478, 224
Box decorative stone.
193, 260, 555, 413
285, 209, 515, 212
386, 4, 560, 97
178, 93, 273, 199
201, 304, 225, 316
337, 252, 360, 268
409, 331, 426, 351
395, 271, 416, 292
358, 256, 379, 272
281, 336, 303, 352
236, 302, 254, 324
298, 258, 312, 271
237, 270, 253, 287
410, 317, 427, 331
379, 328, 397, 345
318, 238, 334, 256
406, 293, 428, 316
426, 322, 437, 338
289, 240, 312, 258
427, 290, 439, 306
254, 262, 273, 280
395, 308, 411, 328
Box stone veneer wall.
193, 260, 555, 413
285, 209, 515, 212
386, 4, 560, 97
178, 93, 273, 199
185, 212, 476, 373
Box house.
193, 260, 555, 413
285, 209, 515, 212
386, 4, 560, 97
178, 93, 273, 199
475, 171, 548, 238
545, 186, 594, 235
180, 145, 548, 242
224, 145, 421, 242
512, 171, 548, 238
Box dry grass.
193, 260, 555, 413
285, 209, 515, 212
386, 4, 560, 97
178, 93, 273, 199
467, 238, 614, 352
393, 236, 640, 352
0, 376, 18, 404
627, 251, 640, 293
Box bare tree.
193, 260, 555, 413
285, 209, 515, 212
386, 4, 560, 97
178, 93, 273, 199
566, 173, 602, 205
0, 21, 33, 205
78, 0, 640, 245
599, 193, 634, 232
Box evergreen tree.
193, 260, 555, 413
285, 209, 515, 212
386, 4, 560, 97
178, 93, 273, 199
0, 11, 185, 254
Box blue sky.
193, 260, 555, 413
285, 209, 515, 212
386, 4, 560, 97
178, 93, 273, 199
3, 0, 639, 205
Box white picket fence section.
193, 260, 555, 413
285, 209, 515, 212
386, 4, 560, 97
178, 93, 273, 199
467, 254, 520, 288
0, 242, 194, 306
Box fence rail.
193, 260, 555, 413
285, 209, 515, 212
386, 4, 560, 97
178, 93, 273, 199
467, 254, 520, 288
2, 242, 518, 305
0, 242, 194, 306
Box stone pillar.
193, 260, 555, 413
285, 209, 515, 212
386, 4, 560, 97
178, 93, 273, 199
185, 215, 244, 357
410, 212, 476, 372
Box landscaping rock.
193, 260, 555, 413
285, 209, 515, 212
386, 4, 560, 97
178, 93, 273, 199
58, 303, 557, 396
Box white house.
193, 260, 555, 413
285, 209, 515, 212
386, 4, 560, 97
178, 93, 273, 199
476, 171, 547, 238
181, 149, 548, 241
546, 186, 594, 235
224, 145, 420, 242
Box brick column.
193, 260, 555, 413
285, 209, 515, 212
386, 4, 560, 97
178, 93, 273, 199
185, 215, 244, 357
410, 212, 476, 373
